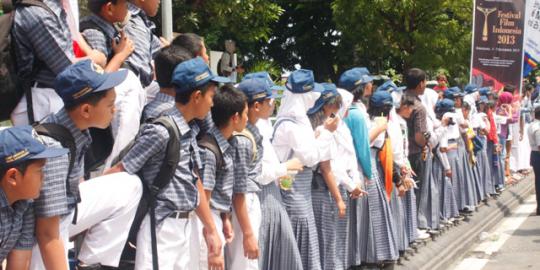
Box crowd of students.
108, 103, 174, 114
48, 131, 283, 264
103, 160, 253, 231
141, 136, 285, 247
1, 0, 540, 270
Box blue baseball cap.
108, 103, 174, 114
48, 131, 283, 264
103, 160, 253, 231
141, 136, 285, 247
464, 84, 479, 94
377, 80, 398, 92
307, 83, 340, 115
478, 95, 489, 104
286, 69, 324, 93
237, 78, 273, 102
443, 87, 465, 99
338, 67, 374, 91
435, 98, 455, 113
0, 126, 68, 166
479, 87, 491, 96
172, 57, 231, 94
243, 71, 286, 92
370, 90, 393, 108
54, 60, 127, 105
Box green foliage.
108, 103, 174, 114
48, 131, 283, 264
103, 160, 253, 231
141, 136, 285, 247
332, 0, 473, 84
245, 60, 282, 81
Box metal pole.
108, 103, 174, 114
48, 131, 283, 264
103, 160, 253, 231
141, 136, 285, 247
161, 0, 173, 41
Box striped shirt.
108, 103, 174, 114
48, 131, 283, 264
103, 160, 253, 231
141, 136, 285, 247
122, 108, 202, 224
235, 123, 263, 193
142, 92, 175, 122
35, 109, 92, 218
80, 14, 118, 59
12, 0, 73, 87
200, 127, 237, 212
0, 190, 35, 261
124, 3, 161, 87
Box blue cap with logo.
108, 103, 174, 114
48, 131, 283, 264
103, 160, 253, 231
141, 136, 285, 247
443, 86, 465, 99
338, 67, 374, 91
479, 87, 492, 96
464, 83, 479, 94
435, 98, 455, 113
237, 78, 273, 102
0, 126, 68, 166
243, 71, 286, 92
172, 57, 231, 94
307, 83, 340, 115
286, 69, 323, 93
54, 59, 127, 105
370, 90, 393, 108
377, 80, 398, 92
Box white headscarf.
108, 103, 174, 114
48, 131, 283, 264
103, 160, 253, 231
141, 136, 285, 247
277, 89, 321, 124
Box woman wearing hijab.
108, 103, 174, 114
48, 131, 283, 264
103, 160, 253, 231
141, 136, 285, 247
272, 69, 337, 270
475, 96, 497, 198
339, 68, 398, 267
255, 72, 305, 270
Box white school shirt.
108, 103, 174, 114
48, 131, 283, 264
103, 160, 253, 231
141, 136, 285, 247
527, 119, 540, 151
388, 112, 406, 167
331, 123, 362, 192
256, 119, 288, 186
272, 116, 333, 167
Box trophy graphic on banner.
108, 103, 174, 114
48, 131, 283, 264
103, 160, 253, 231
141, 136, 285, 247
477, 6, 497, 41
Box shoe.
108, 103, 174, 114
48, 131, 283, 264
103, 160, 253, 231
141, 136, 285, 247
417, 229, 431, 240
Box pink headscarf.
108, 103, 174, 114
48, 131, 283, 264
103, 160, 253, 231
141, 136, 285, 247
498, 92, 513, 106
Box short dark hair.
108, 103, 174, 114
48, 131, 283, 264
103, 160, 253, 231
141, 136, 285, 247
399, 95, 416, 108
350, 84, 367, 102
171, 33, 204, 57
155, 45, 193, 88
503, 84, 516, 93
64, 90, 110, 111
367, 104, 393, 118
175, 82, 217, 105
0, 160, 34, 180
211, 84, 247, 129
88, 0, 119, 15
404, 68, 426, 90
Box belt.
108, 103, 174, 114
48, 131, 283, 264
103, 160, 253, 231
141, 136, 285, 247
167, 211, 190, 219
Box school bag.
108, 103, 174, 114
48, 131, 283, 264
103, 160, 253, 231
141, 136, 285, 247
196, 128, 257, 171
0, 0, 53, 122
117, 116, 181, 270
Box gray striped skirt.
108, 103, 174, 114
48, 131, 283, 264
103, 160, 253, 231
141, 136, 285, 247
280, 168, 321, 270
335, 186, 350, 270
456, 138, 478, 209
402, 188, 418, 244
312, 172, 338, 270
433, 152, 459, 220
486, 141, 504, 189
258, 182, 304, 270
414, 151, 440, 230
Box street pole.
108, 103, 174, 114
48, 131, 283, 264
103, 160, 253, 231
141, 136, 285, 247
161, 0, 173, 41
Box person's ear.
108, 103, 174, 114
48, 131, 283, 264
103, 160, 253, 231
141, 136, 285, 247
192, 90, 202, 103
80, 104, 92, 120
4, 168, 21, 188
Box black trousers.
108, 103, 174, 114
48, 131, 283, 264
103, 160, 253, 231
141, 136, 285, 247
410, 152, 426, 205
530, 151, 540, 211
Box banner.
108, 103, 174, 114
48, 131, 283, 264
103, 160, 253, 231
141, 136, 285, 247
524, 0, 540, 76
471, 0, 526, 91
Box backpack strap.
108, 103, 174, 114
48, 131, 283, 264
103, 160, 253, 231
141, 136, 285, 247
270, 117, 298, 143
79, 18, 115, 61
233, 129, 257, 163
198, 134, 224, 169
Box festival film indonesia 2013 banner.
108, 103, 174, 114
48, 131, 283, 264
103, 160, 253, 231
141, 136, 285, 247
471, 0, 526, 91
524, 0, 540, 76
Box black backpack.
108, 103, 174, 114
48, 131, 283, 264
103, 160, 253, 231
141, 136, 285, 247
118, 116, 181, 270
197, 133, 225, 169
0, 0, 53, 122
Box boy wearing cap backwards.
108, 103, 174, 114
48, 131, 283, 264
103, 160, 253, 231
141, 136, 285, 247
196, 84, 249, 269
0, 126, 67, 269
225, 77, 277, 269
30, 60, 143, 270
107, 57, 228, 269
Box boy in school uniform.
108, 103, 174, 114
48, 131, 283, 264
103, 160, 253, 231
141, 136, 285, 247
124, 0, 164, 103
108, 57, 228, 270
197, 84, 249, 270
142, 45, 193, 121
0, 126, 68, 269
31, 60, 143, 270
226, 76, 276, 269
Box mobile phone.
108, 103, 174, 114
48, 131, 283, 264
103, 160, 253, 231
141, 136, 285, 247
330, 113, 336, 118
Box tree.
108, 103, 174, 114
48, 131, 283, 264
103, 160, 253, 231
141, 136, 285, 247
332, 0, 473, 84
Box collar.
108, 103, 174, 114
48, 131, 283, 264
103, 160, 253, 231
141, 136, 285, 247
85, 14, 118, 39
166, 108, 192, 136
127, 2, 156, 30
404, 91, 421, 101
48, 109, 92, 153
246, 123, 262, 142
210, 126, 231, 154
154, 92, 175, 103
0, 189, 9, 209
127, 2, 141, 16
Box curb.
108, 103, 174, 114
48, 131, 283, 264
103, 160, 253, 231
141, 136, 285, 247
394, 176, 535, 270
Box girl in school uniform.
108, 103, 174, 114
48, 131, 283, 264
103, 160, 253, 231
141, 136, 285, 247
475, 97, 497, 198
272, 69, 337, 270
339, 68, 398, 267
462, 100, 485, 204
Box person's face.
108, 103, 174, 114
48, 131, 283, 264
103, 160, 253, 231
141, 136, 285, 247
3, 159, 46, 200
88, 89, 116, 129
194, 84, 217, 120
399, 105, 413, 119
418, 80, 427, 95
198, 42, 209, 64
363, 83, 373, 98
455, 97, 463, 108
463, 107, 470, 119
256, 98, 274, 119
233, 104, 249, 132
107, 0, 128, 23
479, 103, 486, 112
141, 0, 160, 17
437, 78, 447, 86
323, 103, 341, 118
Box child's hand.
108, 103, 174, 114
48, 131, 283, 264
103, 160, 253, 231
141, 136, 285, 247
337, 199, 347, 218
222, 216, 234, 244
112, 31, 134, 58
208, 254, 224, 270
243, 233, 259, 259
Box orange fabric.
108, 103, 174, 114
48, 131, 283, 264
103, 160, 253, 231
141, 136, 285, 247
379, 137, 394, 201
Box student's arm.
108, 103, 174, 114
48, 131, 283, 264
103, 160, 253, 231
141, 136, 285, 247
232, 194, 259, 259
195, 179, 224, 269
35, 216, 68, 270
6, 250, 31, 270
7, 205, 35, 270
413, 108, 428, 147
106, 31, 134, 72
200, 148, 217, 205
319, 160, 346, 217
